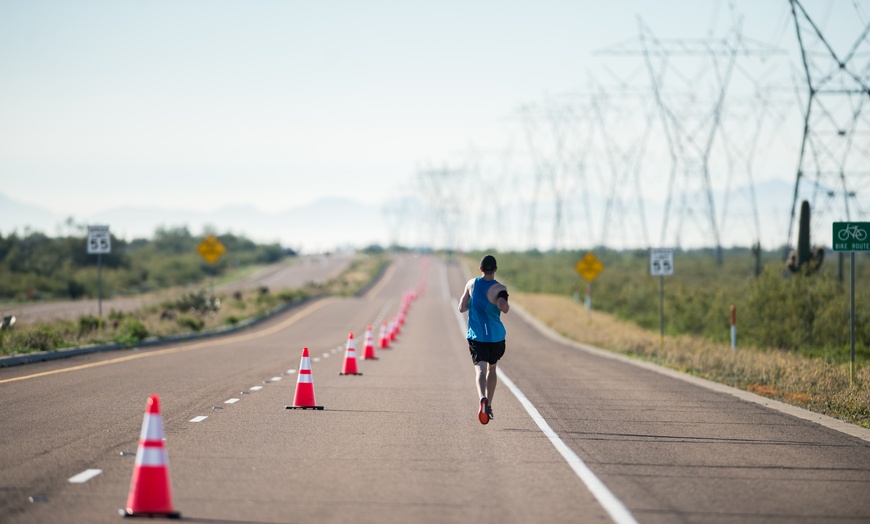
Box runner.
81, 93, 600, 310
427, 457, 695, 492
458, 254, 509, 425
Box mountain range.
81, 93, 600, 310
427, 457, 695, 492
0, 193, 390, 252
0, 178, 849, 251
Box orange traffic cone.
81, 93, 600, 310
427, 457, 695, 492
286, 347, 324, 410
389, 318, 398, 342
378, 322, 390, 349
339, 332, 362, 375
121, 395, 180, 518
361, 325, 378, 360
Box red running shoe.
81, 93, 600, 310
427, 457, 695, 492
478, 398, 489, 425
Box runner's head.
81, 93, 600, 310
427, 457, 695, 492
480, 254, 497, 274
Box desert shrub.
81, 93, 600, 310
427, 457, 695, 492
176, 316, 205, 332
115, 319, 149, 346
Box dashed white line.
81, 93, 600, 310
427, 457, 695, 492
270, 377, 283, 382
69, 469, 102, 484
286, 369, 297, 374
190, 416, 208, 423
250, 386, 263, 391
225, 398, 240, 404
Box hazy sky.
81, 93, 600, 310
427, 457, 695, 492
0, 1, 864, 248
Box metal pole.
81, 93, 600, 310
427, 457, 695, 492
730, 304, 737, 351
659, 275, 664, 342
98, 253, 103, 330
585, 283, 591, 321
850, 251, 856, 386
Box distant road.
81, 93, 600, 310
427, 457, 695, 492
1, 252, 353, 324
1, 254, 869, 523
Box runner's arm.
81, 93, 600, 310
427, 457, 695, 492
458, 280, 472, 313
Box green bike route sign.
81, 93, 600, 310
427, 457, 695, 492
832, 222, 870, 252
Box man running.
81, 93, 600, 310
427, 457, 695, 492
458, 254, 509, 425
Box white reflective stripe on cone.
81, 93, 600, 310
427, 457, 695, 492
139, 414, 165, 441
300, 357, 311, 369
135, 446, 168, 466
296, 374, 313, 384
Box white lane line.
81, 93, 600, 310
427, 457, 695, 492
451, 298, 637, 524
312, 358, 321, 363
190, 416, 208, 423
322, 353, 331, 358
250, 386, 263, 391
270, 377, 283, 382
225, 398, 240, 404
69, 469, 102, 484
286, 369, 297, 374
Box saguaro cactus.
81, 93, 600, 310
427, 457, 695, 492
787, 200, 824, 274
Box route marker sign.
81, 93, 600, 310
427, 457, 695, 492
649, 248, 674, 276
87, 225, 111, 254
197, 235, 226, 264
575, 253, 604, 283
832, 222, 869, 386
833, 222, 870, 251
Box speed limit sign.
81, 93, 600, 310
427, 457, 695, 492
87, 225, 111, 254
650, 248, 674, 276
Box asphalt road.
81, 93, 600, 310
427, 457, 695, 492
1, 253, 353, 324
1, 255, 869, 524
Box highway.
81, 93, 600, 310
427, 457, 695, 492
1, 255, 869, 523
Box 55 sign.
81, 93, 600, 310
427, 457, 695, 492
87, 225, 111, 254
650, 248, 674, 276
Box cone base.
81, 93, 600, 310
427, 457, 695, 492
338, 372, 363, 375
285, 405, 324, 410
120, 509, 181, 519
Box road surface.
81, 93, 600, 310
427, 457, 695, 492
1, 255, 868, 523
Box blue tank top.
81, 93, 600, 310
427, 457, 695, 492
466, 277, 506, 342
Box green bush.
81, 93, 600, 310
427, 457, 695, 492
176, 316, 205, 332
474, 249, 870, 357
3, 323, 70, 353
115, 319, 149, 346
78, 315, 101, 335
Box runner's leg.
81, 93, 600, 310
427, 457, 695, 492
475, 361, 487, 400
486, 362, 497, 404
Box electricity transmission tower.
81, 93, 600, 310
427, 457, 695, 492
599, 14, 781, 261
587, 75, 654, 249
787, 0, 870, 247
518, 97, 594, 251
415, 163, 468, 251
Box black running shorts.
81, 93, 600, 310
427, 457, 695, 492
467, 339, 506, 365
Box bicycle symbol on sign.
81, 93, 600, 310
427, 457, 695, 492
837, 224, 868, 241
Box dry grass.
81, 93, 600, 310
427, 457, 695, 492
515, 292, 870, 428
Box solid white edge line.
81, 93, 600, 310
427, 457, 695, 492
497, 369, 638, 524
451, 296, 637, 524
68, 469, 102, 484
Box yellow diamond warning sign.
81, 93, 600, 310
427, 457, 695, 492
197, 235, 226, 264
575, 252, 604, 283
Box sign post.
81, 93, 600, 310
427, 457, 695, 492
833, 222, 870, 385
87, 225, 111, 326
575, 253, 605, 319
650, 248, 674, 344
197, 235, 226, 300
